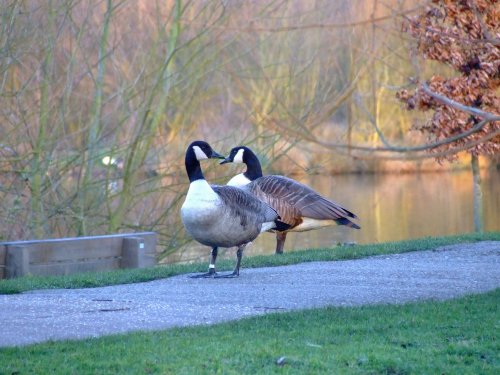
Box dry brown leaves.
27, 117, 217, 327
398, 0, 499, 161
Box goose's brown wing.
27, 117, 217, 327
245, 175, 360, 229
244, 177, 302, 227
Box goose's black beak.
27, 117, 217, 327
219, 157, 231, 165
210, 151, 225, 160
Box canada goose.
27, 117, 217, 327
221, 146, 360, 254
181, 141, 281, 278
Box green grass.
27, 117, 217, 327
1, 232, 499, 294
1, 289, 498, 374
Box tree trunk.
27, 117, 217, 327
471, 154, 484, 233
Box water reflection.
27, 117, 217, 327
168, 169, 500, 264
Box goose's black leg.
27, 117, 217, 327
275, 232, 287, 254
215, 245, 245, 278
190, 247, 218, 278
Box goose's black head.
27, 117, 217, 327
220, 146, 263, 180
185, 141, 224, 182
187, 141, 224, 161
220, 146, 250, 165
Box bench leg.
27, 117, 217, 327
121, 237, 145, 269
6, 246, 29, 278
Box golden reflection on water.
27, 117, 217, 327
168, 169, 500, 264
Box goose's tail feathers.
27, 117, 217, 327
334, 217, 361, 229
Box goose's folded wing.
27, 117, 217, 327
246, 175, 358, 222
212, 185, 278, 222
243, 176, 308, 227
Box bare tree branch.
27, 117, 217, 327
348, 128, 500, 160
354, 93, 393, 148
271, 112, 499, 156
421, 83, 499, 119
237, 4, 426, 32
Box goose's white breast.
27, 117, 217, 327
181, 180, 220, 218
226, 173, 251, 187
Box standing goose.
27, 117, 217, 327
181, 141, 281, 278
221, 146, 360, 254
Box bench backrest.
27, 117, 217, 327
0, 232, 157, 279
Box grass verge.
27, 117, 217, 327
1, 232, 499, 294
0, 289, 498, 374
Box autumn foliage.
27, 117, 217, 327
397, 0, 500, 160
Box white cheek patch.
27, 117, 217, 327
233, 148, 245, 164
193, 145, 208, 160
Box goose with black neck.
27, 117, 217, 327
181, 141, 282, 278
221, 146, 360, 254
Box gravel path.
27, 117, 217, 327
1, 241, 498, 347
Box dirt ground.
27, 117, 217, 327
0, 241, 498, 347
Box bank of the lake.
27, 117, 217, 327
0, 236, 498, 374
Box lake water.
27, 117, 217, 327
168, 168, 500, 264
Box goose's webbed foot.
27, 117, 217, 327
189, 268, 217, 278
190, 248, 219, 279
214, 271, 239, 279
213, 246, 244, 278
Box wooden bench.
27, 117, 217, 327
0, 232, 157, 279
